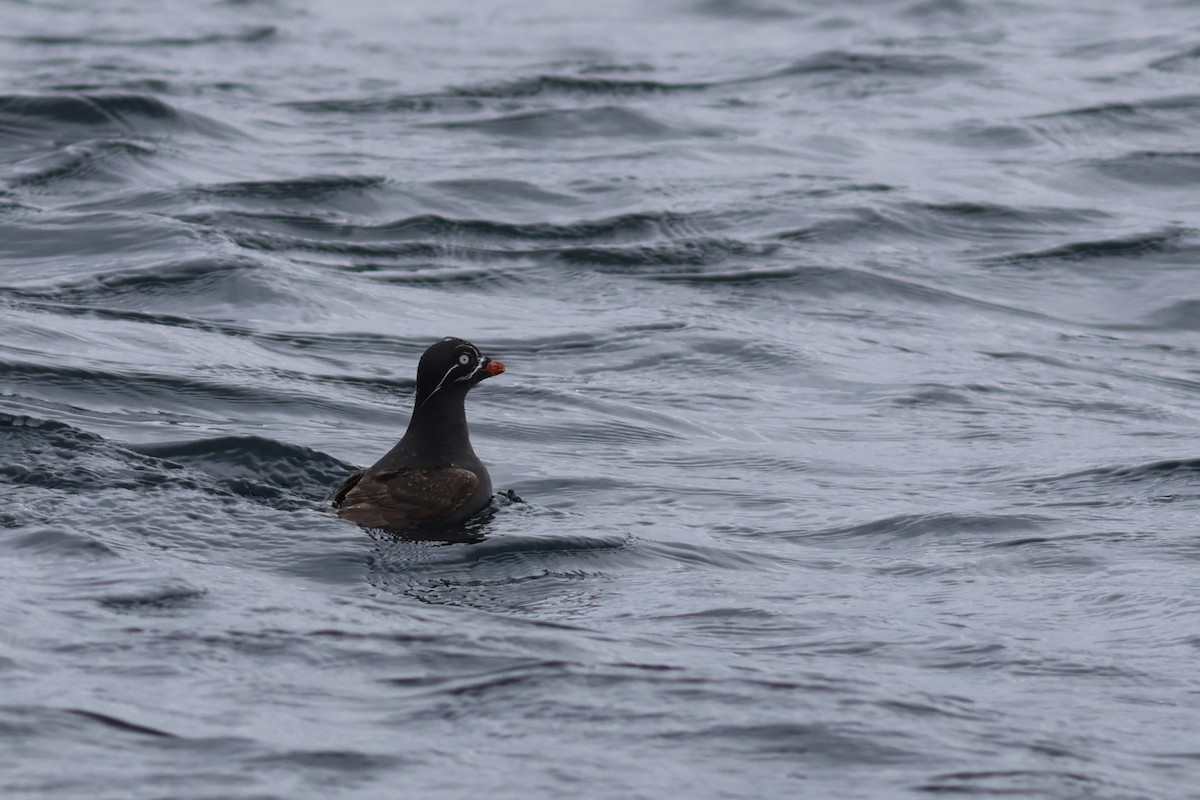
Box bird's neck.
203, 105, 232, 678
397, 391, 474, 464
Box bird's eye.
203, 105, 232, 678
458, 354, 471, 365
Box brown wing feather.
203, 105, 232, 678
332, 466, 479, 529
328, 469, 365, 506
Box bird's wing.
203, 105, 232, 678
328, 469, 365, 505
332, 466, 480, 529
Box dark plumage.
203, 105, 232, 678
330, 337, 505, 531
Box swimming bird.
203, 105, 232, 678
329, 337, 505, 531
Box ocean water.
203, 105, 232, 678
3, 0, 1200, 797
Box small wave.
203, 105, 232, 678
1023, 459, 1200, 489
927, 118, 1043, 150
1150, 44, 1200, 72
0, 360, 311, 421
16, 26, 276, 48
434, 106, 717, 140
762, 50, 984, 81
287, 50, 979, 122
795, 512, 1051, 546
0, 93, 237, 141
2, 138, 158, 189
1141, 298, 1200, 331
283, 93, 486, 115
693, 0, 802, 20
450, 74, 710, 99
285, 73, 706, 116
1028, 93, 1200, 138
0, 413, 209, 496
247, 749, 394, 773
197, 174, 388, 202
64, 709, 176, 739
129, 435, 354, 503
784, 201, 1111, 249
185, 209, 709, 246
97, 580, 208, 611
917, 769, 1107, 795
552, 239, 776, 270
5, 526, 120, 560
176, 208, 780, 280
0, 212, 197, 264
5, 256, 271, 308
983, 227, 1185, 266
660, 721, 915, 763
0, 413, 352, 510
1089, 150, 1200, 187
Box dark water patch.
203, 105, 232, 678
426, 177, 583, 209
795, 512, 1051, 547
982, 227, 1185, 266
552, 238, 775, 271
194, 173, 388, 202
451, 73, 712, 99
383, 659, 581, 700
648, 261, 1046, 319
48, 78, 177, 96
183, 209, 708, 246
684, 335, 815, 375
765, 50, 984, 82
286, 74, 708, 118
1028, 93, 1200, 137
916, 769, 1107, 795
283, 92, 487, 115
97, 582, 209, 612
129, 435, 354, 504
4, 527, 120, 560
0, 413, 200, 495
646, 264, 801, 284
1149, 44, 1200, 72
0, 93, 237, 145
5, 256, 272, 308
363, 263, 523, 287
1, 360, 254, 414
900, 0, 986, 22
791, 202, 1112, 248
885, 201, 1110, 245
0, 297, 260, 351
928, 118, 1043, 150
218, 228, 452, 260
0, 213, 197, 263
1089, 150, 1200, 187
15, 26, 277, 48
434, 106, 710, 140
663, 721, 915, 763
247, 748, 398, 774
0, 414, 347, 515
1019, 459, 1200, 506
179, 208, 766, 276
639, 539, 797, 572
3, 138, 159, 189
65, 708, 176, 738
1141, 298, 1200, 331
694, 0, 803, 20
86, 174, 579, 219
883, 385, 976, 408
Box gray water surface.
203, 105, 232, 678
3, 1, 1200, 798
